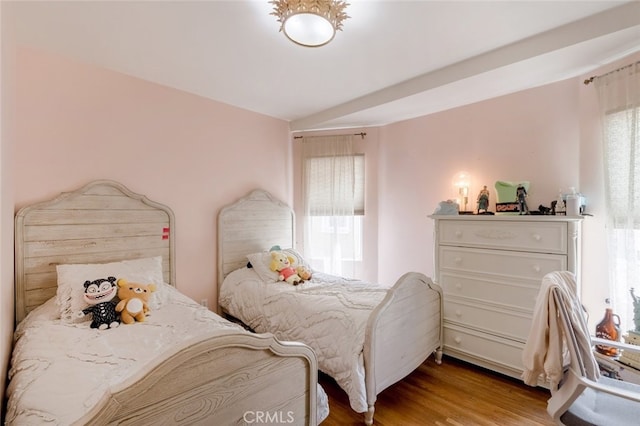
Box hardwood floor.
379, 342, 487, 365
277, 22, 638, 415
319, 355, 555, 426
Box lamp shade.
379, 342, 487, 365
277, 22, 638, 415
284, 13, 336, 47
453, 171, 471, 190
270, 0, 350, 47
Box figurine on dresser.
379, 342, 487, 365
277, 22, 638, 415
516, 184, 529, 215
477, 185, 490, 214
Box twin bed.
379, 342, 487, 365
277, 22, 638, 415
217, 189, 444, 425
6, 180, 443, 426
6, 180, 326, 425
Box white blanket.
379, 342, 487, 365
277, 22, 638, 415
219, 267, 390, 413
6, 284, 329, 425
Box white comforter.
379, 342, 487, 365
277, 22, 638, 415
219, 267, 390, 413
6, 285, 329, 425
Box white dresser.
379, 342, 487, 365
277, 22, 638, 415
429, 215, 582, 380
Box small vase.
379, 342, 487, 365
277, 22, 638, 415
595, 308, 621, 357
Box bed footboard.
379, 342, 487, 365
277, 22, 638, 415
78, 332, 318, 426
362, 272, 443, 425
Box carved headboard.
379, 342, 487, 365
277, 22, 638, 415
14, 180, 175, 323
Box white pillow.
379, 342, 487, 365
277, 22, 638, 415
246, 252, 278, 282
246, 248, 311, 283
56, 256, 168, 323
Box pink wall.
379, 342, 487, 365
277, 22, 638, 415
1, 4, 16, 413
13, 46, 291, 311
377, 80, 580, 284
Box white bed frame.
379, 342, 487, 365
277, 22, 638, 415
217, 189, 444, 425
13, 180, 320, 425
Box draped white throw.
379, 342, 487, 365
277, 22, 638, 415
596, 62, 640, 332
301, 135, 364, 278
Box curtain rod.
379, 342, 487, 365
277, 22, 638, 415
294, 132, 367, 140
584, 60, 640, 85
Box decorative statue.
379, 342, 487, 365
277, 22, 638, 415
516, 184, 529, 215
631, 288, 640, 332
477, 185, 490, 213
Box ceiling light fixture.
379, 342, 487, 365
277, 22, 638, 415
270, 0, 350, 47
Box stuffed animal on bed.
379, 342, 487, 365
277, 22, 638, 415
296, 265, 312, 281
115, 278, 156, 324
269, 251, 304, 285
81, 276, 120, 330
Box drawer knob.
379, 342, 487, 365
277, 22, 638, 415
455, 283, 462, 290
533, 265, 541, 273
454, 336, 462, 344
455, 310, 462, 317
533, 233, 541, 241
454, 257, 462, 264
455, 230, 463, 237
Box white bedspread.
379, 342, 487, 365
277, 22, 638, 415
219, 267, 390, 413
6, 285, 329, 425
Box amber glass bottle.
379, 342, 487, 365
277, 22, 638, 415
595, 308, 621, 356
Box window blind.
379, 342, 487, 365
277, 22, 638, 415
305, 154, 364, 216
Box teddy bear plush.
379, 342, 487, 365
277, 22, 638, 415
115, 278, 156, 324
80, 276, 120, 330
296, 265, 312, 281
269, 251, 304, 285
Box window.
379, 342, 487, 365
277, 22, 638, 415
301, 136, 364, 278
597, 62, 640, 332
603, 105, 640, 332
305, 215, 363, 277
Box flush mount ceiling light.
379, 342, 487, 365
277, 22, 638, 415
270, 0, 350, 47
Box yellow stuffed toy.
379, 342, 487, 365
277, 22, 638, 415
269, 251, 304, 285
115, 278, 156, 324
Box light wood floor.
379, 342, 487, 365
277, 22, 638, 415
319, 355, 555, 426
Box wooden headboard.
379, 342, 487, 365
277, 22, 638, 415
217, 189, 295, 285
14, 180, 175, 324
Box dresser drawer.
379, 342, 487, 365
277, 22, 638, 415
439, 246, 566, 281
440, 272, 539, 310
444, 299, 531, 342
438, 220, 567, 254
443, 324, 525, 373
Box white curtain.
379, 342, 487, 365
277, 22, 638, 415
301, 135, 364, 278
596, 61, 640, 332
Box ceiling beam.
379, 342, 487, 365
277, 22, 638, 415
290, 1, 640, 131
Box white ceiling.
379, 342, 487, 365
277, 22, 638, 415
6, 0, 640, 131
